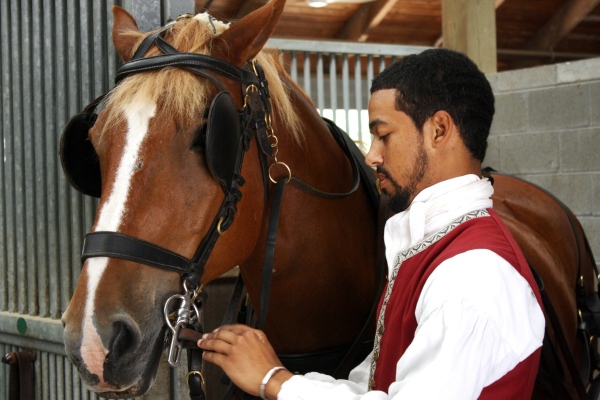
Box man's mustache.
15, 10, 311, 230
376, 167, 391, 178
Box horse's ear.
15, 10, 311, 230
213, 0, 286, 65
112, 6, 140, 62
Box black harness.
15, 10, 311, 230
60, 20, 382, 400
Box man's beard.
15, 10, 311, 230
380, 147, 428, 213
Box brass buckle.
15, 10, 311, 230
186, 370, 206, 387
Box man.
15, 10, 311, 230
198, 48, 545, 399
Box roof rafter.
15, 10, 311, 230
525, 0, 600, 50
336, 0, 399, 42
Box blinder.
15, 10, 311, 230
60, 109, 102, 198
205, 91, 242, 189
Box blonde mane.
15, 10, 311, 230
105, 15, 303, 143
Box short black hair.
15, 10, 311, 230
370, 48, 495, 161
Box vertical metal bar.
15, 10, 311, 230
379, 55, 386, 74
107, 1, 119, 85
329, 54, 337, 124
0, 0, 10, 312
290, 51, 297, 85
49, 353, 57, 400
303, 51, 311, 99
354, 54, 362, 142
342, 53, 350, 133
366, 54, 374, 149
20, 0, 38, 317
316, 52, 324, 115
32, 0, 49, 318
44, 0, 60, 320
11, 0, 28, 315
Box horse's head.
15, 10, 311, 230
61, 0, 294, 396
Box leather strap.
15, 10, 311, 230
530, 263, 588, 399
116, 53, 260, 86
287, 119, 360, 200
332, 195, 387, 379
2, 351, 35, 400
256, 179, 286, 329
82, 231, 190, 272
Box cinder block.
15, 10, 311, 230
557, 58, 600, 84
579, 217, 600, 264
498, 132, 560, 174
593, 174, 600, 216
490, 92, 528, 134
483, 135, 500, 170
486, 73, 499, 93
529, 85, 590, 132
496, 64, 557, 93
592, 83, 600, 126
560, 128, 600, 172
520, 173, 593, 215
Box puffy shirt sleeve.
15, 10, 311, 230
278, 249, 544, 400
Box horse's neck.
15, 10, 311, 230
239, 78, 378, 353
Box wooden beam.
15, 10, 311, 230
525, 0, 600, 50
435, 0, 505, 48
441, 0, 497, 73
336, 0, 399, 42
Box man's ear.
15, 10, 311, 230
429, 111, 454, 148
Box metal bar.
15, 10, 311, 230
11, 0, 27, 315
0, 0, 9, 313
303, 51, 311, 98
354, 55, 362, 142
290, 51, 297, 84
42, 0, 60, 319
316, 52, 324, 114
342, 54, 350, 132
0, 311, 64, 343
267, 38, 430, 57
329, 54, 337, 119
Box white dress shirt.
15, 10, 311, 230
278, 175, 545, 400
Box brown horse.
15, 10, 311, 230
60, 0, 597, 398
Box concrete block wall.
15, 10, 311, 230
484, 57, 600, 265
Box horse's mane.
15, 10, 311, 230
104, 14, 303, 142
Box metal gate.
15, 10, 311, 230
0, 2, 426, 398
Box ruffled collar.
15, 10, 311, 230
383, 174, 494, 277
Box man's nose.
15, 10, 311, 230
365, 143, 381, 168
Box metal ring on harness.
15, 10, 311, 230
186, 370, 205, 387
269, 162, 291, 184
217, 216, 226, 235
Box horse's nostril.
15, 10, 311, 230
108, 320, 141, 359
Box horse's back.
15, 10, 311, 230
489, 172, 597, 399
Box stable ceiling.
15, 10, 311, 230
197, 0, 600, 71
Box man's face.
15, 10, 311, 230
366, 89, 429, 213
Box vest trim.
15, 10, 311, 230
368, 208, 490, 388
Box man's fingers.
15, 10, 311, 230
197, 336, 233, 355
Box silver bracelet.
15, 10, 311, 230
259, 366, 286, 400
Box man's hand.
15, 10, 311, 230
198, 324, 293, 399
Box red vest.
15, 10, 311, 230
371, 209, 542, 399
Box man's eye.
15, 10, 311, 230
379, 134, 389, 142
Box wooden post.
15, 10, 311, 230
441, 0, 497, 73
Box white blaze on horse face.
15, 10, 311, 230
79, 97, 157, 386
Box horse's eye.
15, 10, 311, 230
190, 123, 207, 151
